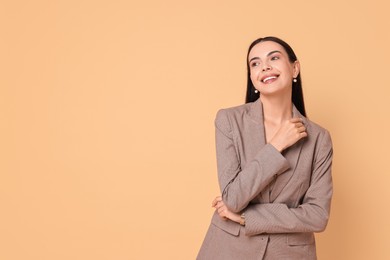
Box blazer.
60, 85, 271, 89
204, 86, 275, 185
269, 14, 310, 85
197, 99, 333, 260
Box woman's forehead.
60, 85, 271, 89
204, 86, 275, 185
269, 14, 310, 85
248, 41, 286, 58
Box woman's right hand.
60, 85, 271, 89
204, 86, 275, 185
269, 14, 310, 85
269, 117, 307, 152
212, 196, 242, 224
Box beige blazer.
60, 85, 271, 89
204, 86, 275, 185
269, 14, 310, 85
197, 99, 333, 260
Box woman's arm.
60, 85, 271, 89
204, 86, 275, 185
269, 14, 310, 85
244, 130, 333, 235
215, 109, 290, 213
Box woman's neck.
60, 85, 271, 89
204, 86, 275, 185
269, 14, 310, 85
260, 94, 293, 125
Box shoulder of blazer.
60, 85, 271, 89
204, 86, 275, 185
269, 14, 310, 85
305, 118, 332, 140
215, 100, 263, 127
215, 102, 252, 120
304, 118, 333, 162
214, 102, 253, 135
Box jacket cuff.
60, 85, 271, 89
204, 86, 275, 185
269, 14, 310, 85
256, 144, 290, 176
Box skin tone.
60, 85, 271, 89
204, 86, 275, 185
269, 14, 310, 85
212, 41, 308, 224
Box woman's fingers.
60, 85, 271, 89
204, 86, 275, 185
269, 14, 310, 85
292, 118, 306, 132
211, 196, 222, 207
215, 201, 225, 209
297, 125, 306, 133
211, 196, 233, 220
211, 198, 240, 223
290, 117, 303, 123
218, 207, 226, 215
217, 203, 228, 217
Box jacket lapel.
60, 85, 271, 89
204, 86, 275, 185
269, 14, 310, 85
269, 105, 306, 202
247, 99, 270, 203
247, 99, 266, 146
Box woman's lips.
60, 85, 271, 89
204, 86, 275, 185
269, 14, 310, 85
262, 75, 278, 84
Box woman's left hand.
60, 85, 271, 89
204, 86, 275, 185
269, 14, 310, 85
212, 196, 242, 224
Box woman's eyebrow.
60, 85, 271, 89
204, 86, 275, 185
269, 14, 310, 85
267, 50, 282, 56
249, 50, 282, 63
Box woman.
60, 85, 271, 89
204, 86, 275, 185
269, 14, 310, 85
197, 37, 333, 260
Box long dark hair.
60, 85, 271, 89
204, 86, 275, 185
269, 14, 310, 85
245, 36, 306, 117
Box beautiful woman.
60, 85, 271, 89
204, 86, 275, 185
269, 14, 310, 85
197, 36, 333, 260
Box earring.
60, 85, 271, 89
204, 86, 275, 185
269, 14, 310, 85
293, 78, 297, 83
254, 89, 259, 93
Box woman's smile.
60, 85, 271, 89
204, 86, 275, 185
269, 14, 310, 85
261, 74, 280, 84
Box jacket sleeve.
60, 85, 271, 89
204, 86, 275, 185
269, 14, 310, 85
244, 130, 333, 236
215, 109, 290, 213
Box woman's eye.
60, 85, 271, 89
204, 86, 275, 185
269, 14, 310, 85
271, 56, 280, 61
251, 62, 260, 67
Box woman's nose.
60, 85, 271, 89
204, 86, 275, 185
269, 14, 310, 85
262, 64, 272, 71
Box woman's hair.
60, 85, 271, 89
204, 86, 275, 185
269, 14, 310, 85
245, 36, 307, 117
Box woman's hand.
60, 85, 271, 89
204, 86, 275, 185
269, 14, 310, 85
212, 196, 241, 224
269, 117, 307, 152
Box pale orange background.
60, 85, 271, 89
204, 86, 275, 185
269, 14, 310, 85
1, 0, 390, 259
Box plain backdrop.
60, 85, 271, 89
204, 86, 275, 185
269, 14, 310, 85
1, 0, 390, 259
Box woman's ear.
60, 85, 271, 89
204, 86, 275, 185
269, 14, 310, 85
293, 60, 300, 78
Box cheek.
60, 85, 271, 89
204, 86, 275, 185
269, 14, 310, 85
250, 75, 258, 86
283, 64, 295, 77
250, 69, 260, 83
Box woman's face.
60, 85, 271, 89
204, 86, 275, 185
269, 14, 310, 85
248, 41, 300, 97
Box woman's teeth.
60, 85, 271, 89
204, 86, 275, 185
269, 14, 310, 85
262, 76, 277, 83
